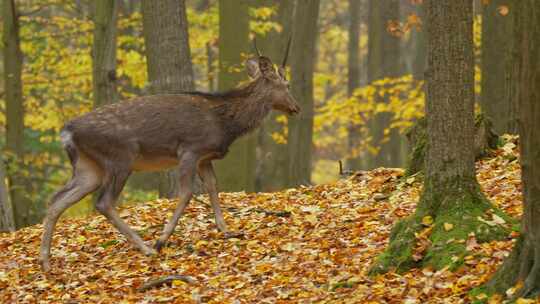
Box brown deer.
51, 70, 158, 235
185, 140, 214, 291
39, 41, 299, 271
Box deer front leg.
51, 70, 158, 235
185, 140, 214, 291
198, 160, 243, 238
155, 151, 196, 252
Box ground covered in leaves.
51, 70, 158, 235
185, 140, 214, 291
0, 135, 527, 303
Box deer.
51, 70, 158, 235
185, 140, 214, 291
39, 40, 299, 272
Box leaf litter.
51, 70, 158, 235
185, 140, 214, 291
0, 135, 527, 303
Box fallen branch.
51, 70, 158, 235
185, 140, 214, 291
138, 275, 197, 292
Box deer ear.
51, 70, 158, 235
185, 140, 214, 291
246, 58, 261, 79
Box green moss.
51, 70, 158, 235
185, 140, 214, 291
370, 181, 511, 275
369, 217, 421, 275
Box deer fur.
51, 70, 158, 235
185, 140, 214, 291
39, 54, 299, 272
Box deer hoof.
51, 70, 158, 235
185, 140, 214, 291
223, 231, 245, 239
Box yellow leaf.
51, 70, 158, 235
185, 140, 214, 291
422, 216, 434, 226
172, 279, 186, 287
498, 5, 509, 16
444, 223, 454, 231
516, 298, 536, 304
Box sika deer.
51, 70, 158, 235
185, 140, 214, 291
39, 41, 299, 271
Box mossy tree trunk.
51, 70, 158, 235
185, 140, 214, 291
142, 0, 195, 197
286, 0, 320, 187
370, 0, 510, 274
255, 0, 294, 192
0, 158, 15, 232
92, 0, 119, 108
3, 0, 40, 228
214, 0, 256, 192
482, 0, 540, 299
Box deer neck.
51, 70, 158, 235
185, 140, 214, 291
217, 81, 272, 141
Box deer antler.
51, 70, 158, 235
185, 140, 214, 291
253, 38, 262, 57
282, 36, 292, 67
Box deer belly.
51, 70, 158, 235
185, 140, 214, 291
131, 156, 178, 171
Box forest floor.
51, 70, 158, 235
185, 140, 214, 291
0, 135, 526, 303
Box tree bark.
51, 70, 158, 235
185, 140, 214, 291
481, 0, 516, 135
367, 0, 403, 169
0, 158, 15, 232
3, 0, 39, 228
92, 0, 119, 107
214, 0, 256, 192
371, 0, 510, 274
286, 0, 320, 187
255, 0, 294, 192
483, 0, 540, 299
142, 0, 195, 197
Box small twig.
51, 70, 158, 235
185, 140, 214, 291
138, 275, 197, 292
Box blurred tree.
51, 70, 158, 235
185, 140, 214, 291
3, 0, 39, 228
483, 0, 540, 298
0, 158, 15, 232
286, 0, 320, 187
346, 0, 363, 171
215, 0, 255, 192
371, 0, 508, 274
412, 2, 426, 80
93, 0, 119, 107
254, 0, 294, 191
367, 0, 403, 169
481, 0, 517, 134
142, 0, 195, 197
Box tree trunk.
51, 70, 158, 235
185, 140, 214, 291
367, 0, 403, 169
142, 0, 195, 197
346, 0, 364, 171
483, 1, 540, 299
0, 158, 15, 232
92, 0, 119, 107
481, 0, 516, 135
255, 0, 294, 192
214, 0, 256, 192
3, 0, 39, 228
286, 0, 320, 187
370, 0, 510, 274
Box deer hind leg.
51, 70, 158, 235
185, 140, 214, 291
155, 151, 197, 252
94, 169, 156, 256
198, 160, 228, 233
40, 155, 102, 272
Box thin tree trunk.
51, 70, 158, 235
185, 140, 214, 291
286, 0, 320, 187
412, 3, 427, 80
92, 0, 119, 107
214, 0, 256, 192
371, 0, 509, 274
255, 0, 294, 192
481, 0, 516, 135
142, 0, 195, 197
346, 0, 363, 171
0, 159, 15, 232
3, 0, 38, 228
483, 0, 540, 299
367, 0, 403, 169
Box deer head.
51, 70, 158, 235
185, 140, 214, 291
245, 38, 300, 115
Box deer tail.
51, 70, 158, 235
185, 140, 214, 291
60, 127, 78, 168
